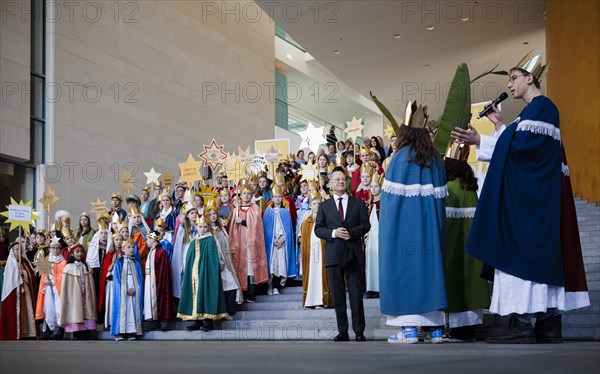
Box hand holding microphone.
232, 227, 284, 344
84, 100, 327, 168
478, 92, 508, 119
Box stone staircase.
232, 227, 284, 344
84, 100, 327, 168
97, 196, 599, 341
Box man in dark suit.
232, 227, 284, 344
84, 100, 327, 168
315, 167, 371, 342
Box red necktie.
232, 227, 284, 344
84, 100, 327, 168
338, 197, 344, 221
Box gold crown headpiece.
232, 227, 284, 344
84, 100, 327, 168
122, 238, 134, 247
335, 154, 346, 168
147, 231, 162, 241
111, 232, 124, 241
195, 215, 209, 225
220, 188, 231, 196
274, 174, 285, 186
153, 217, 166, 229
372, 173, 385, 186
128, 204, 143, 217
61, 225, 74, 238
142, 186, 151, 193
36, 229, 48, 238
444, 140, 470, 162
326, 163, 335, 174
288, 153, 295, 161
360, 162, 375, 176
238, 179, 252, 193
307, 188, 321, 201
80, 212, 90, 218
111, 192, 123, 201
97, 213, 111, 230
159, 188, 172, 201
358, 146, 371, 156
249, 175, 259, 184
403, 101, 429, 129
272, 185, 285, 196
514, 50, 549, 82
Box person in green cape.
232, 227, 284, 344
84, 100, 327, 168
177, 215, 227, 331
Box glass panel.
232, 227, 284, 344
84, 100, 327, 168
31, 0, 45, 74
31, 75, 44, 120
30, 119, 44, 165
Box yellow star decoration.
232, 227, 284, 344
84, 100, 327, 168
384, 123, 396, 140
1, 198, 40, 234
299, 162, 318, 183
38, 185, 60, 212
178, 154, 202, 186
344, 116, 365, 143
90, 197, 108, 219
144, 167, 162, 185
35, 254, 54, 276
161, 171, 175, 189
119, 170, 136, 193
198, 185, 218, 207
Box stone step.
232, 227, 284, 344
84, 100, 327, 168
240, 299, 382, 311
233, 307, 384, 320
562, 313, 600, 327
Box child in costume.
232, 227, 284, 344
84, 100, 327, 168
59, 245, 97, 340
143, 230, 174, 332
35, 238, 67, 340
98, 232, 123, 329
111, 239, 144, 341
178, 216, 227, 331
364, 174, 383, 299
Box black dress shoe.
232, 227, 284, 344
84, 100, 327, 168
355, 334, 366, 342
333, 333, 350, 342
486, 315, 536, 344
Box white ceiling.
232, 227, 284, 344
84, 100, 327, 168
261, 0, 546, 124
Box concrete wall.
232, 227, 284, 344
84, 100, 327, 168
0, 0, 30, 161
45, 0, 275, 214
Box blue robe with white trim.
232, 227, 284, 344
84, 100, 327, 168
263, 207, 297, 279
110, 256, 144, 336
379, 147, 448, 315
466, 95, 563, 286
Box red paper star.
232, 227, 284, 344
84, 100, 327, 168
198, 138, 228, 170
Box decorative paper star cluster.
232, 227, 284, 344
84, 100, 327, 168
344, 116, 365, 143
298, 122, 327, 154
198, 138, 228, 170
1, 198, 40, 234
90, 197, 108, 218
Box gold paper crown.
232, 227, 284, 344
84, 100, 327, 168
257, 171, 268, 179
159, 188, 172, 201
272, 185, 285, 196
372, 173, 385, 186
358, 146, 371, 156
220, 188, 231, 196
274, 174, 285, 185
112, 232, 124, 241
142, 186, 151, 193
403, 101, 429, 128
153, 180, 162, 188
195, 215, 209, 225
249, 175, 259, 184
116, 222, 128, 233
307, 188, 321, 201
153, 217, 166, 229
181, 201, 195, 213
36, 229, 48, 237
288, 153, 295, 160
122, 238, 134, 247
514, 50, 549, 82
335, 154, 346, 168
111, 212, 121, 224
205, 199, 217, 209
111, 192, 123, 201
238, 179, 252, 193
326, 163, 335, 174
80, 212, 90, 218
147, 231, 162, 241
360, 163, 375, 176
97, 213, 111, 230
61, 225, 73, 238
128, 204, 143, 217
444, 140, 470, 161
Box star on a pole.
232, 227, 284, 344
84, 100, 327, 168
198, 138, 228, 170
38, 185, 60, 212
119, 170, 136, 193
298, 122, 327, 154
1, 198, 40, 234
178, 154, 202, 186
344, 116, 365, 144
144, 167, 162, 185
161, 171, 174, 189
299, 162, 318, 183
384, 123, 396, 140
90, 197, 108, 219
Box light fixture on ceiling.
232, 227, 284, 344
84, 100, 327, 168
426, 25, 435, 31
286, 53, 294, 60
333, 50, 341, 55
393, 33, 401, 39
523, 41, 529, 45
461, 16, 469, 21
424, 64, 431, 68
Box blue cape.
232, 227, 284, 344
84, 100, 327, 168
110, 256, 144, 335
263, 207, 297, 279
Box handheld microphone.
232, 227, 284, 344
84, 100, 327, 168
478, 92, 508, 119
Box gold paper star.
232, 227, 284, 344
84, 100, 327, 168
299, 162, 318, 183
1, 198, 40, 234
198, 138, 228, 170
35, 255, 54, 276
90, 197, 108, 219
178, 154, 202, 186
384, 123, 396, 140
143, 167, 162, 185
119, 170, 136, 193
344, 116, 365, 143
38, 185, 60, 212
161, 171, 175, 189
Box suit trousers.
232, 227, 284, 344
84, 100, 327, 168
327, 261, 365, 335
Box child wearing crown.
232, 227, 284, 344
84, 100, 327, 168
178, 216, 227, 331
229, 180, 268, 303
354, 163, 375, 204
98, 232, 122, 329
111, 239, 143, 341
364, 175, 383, 299
143, 230, 173, 332
59, 245, 97, 340
263, 186, 296, 295
36, 237, 67, 339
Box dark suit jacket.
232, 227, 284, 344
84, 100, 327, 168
315, 195, 371, 267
